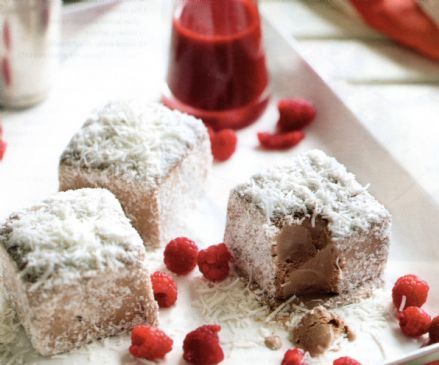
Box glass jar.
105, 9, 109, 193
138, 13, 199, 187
0, 0, 60, 109
162, 0, 270, 130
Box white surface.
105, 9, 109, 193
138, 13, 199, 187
261, 0, 439, 207
0, 1, 438, 364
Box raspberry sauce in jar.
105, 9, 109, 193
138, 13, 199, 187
163, 0, 269, 130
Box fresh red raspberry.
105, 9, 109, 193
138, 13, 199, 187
129, 325, 173, 360
3, 21, 11, 50
398, 306, 431, 337
429, 316, 439, 343
151, 271, 177, 308
210, 129, 237, 162
0, 123, 6, 161
164, 237, 199, 275
392, 274, 429, 311
198, 243, 232, 282
1, 57, 11, 87
281, 348, 305, 365
276, 98, 316, 132
183, 324, 224, 365
0, 139, 6, 161
257, 131, 304, 150
333, 357, 362, 365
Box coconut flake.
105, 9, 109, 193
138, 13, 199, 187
399, 295, 407, 312
0, 188, 144, 290
192, 273, 312, 332
60, 101, 207, 187
234, 150, 391, 241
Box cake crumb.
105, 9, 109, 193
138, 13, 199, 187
264, 335, 282, 350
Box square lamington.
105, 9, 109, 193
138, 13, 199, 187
224, 150, 391, 302
0, 188, 158, 356
59, 101, 212, 248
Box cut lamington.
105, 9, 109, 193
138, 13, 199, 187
224, 150, 391, 302
0, 188, 158, 356
59, 101, 212, 248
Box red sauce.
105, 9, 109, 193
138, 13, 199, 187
163, 0, 269, 130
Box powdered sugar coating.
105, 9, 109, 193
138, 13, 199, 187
234, 150, 390, 241
60, 101, 207, 188
0, 188, 143, 290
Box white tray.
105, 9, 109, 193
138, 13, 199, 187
0, 2, 438, 364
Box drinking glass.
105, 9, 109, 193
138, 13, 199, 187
0, 0, 60, 108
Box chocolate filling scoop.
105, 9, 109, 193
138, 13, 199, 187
291, 306, 355, 357
275, 218, 340, 298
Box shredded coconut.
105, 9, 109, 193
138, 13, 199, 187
399, 295, 407, 312
192, 273, 393, 355
192, 273, 311, 331
192, 276, 270, 329
234, 150, 391, 241
333, 288, 391, 331
265, 295, 298, 323
60, 101, 207, 187
0, 188, 143, 290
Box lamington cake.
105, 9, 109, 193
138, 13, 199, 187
0, 188, 158, 356
224, 150, 391, 302
59, 101, 212, 248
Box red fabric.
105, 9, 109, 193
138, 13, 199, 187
350, 0, 439, 60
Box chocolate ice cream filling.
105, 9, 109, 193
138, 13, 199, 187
292, 307, 355, 357
275, 218, 340, 298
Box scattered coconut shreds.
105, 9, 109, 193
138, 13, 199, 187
192, 273, 309, 331
193, 272, 394, 362
399, 295, 407, 312
0, 271, 393, 363
333, 288, 391, 331
265, 295, 298, 323
193, 275, 268, 329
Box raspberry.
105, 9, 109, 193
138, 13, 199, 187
0, 123, 6, 161
151, 271, 177, 308
198, 243, 232, 282
398, 306, 431, 337
164, 237, 199, 275
3, 21, 11, 50
1, 57, 11, 87
210, 129, 237, 162
0, 139, 6, 161
281, 348, 305, 365
392, 274, 429, 311
429, 316, 439, 343
129, 325, 173, 360
257, 131, 304, 150
333, 357, 362, 365
276, 98, 316, 132
183, 324, 224, 365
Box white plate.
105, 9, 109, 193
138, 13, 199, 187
0, 1, 438, 364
